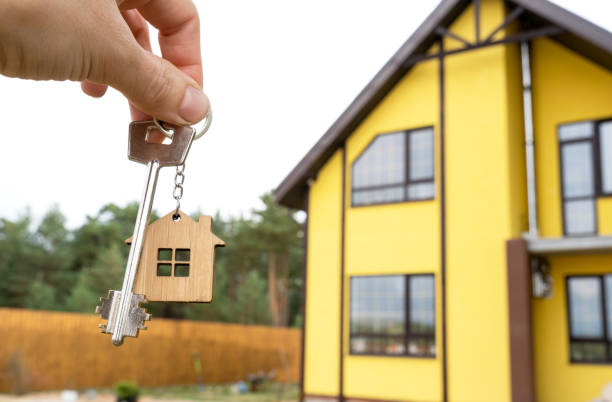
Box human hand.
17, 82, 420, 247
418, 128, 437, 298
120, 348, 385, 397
0, 0, 207, 125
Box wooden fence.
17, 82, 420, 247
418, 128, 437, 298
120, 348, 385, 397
0, 308, 301, 393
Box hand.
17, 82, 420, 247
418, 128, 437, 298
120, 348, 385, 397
0, 0, 208, 125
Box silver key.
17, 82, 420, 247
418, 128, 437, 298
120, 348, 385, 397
97, 121, 195, 345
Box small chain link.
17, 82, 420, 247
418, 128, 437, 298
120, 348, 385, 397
173, 164, 186, 219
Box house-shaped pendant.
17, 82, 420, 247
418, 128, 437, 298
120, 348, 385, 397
126, 211, 225, 302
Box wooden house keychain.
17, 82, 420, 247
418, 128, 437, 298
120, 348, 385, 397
96, 113, 225, 346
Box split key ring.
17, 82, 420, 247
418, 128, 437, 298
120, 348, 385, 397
153, 104, 213, 141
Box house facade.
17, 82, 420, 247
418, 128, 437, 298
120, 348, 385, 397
275, 1, 612, 401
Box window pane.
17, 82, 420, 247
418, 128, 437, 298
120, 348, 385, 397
559, 121, 594, 141
599, 121, 612, 193
350, 337, 405, 355
352, 132, 405, 189
570, 341, 606, 362
568, 277, 603, 338
561, 142, 594, 198
352, 186, 404, 206
605, 275, 612, 340
407, 182, 434, 200
408, 337, 436, 357
350, 276, 405, 335
409, 129, 434, 180
564, 199, 596, 235
410, 276, 435, 334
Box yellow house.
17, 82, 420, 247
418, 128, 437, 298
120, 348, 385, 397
275, 1, 612, 401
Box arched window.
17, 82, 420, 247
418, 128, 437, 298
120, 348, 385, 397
352, 127, 434, 206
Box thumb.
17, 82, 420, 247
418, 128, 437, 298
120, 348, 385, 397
105, 49, 209, 125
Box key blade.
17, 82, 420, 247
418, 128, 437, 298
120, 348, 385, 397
111, 160, 159, 345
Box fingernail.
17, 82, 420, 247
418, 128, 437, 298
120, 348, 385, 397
179, 86, 208, 123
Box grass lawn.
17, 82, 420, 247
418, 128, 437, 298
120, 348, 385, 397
142, 383, 299, 401
0, 383, 299, 401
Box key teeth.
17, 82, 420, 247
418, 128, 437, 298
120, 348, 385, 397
96, 291, 152, 342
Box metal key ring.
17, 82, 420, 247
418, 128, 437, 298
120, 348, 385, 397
153, 118, 175, 139
153, 105, 212, 141
193, 105, 212, 140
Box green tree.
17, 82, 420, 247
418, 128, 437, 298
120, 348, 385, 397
233, 270, 271, 325
0, 212, 46, 307
252, 193, 303, 326
25, 278, 57, 310
65, 243, 125, 312
0, 196, 305, 327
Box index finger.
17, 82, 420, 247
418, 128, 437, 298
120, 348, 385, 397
119, 0, 203, 88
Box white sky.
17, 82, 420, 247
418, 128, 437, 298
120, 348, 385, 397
0, 0, 610, 228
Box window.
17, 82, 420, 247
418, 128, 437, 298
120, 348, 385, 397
567, 275, 612, 363
352, 128, 434, 206
350, 274, 435, 357
558, 119, 612, 235
156, 248, 190, 277
599, 121, 612, 194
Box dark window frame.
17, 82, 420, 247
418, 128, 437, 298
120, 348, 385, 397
594, 119, 612, 197
349, 274, 436, 358
351, 126, 435, 207
566, 274, 612, 364
557, 118, 612, 236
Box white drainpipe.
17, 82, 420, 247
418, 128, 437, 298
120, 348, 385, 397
521, 40, 539, 238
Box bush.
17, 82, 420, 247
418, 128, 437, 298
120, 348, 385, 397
114, 381, 139, 400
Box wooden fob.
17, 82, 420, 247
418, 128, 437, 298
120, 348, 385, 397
127, 211, 225, 302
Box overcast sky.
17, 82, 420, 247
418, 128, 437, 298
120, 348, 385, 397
0, 0, 610, 228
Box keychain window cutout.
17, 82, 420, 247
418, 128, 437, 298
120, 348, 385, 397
175, 249, 190, 261
157, 263, 172, 276
158, 248, 172, 260
156, 247, 190, 277
174, 264, 190, 277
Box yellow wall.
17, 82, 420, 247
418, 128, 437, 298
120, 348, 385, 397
444, 1, 524, 401
304, 149, 343, 396
529, 37, 612, 402
533, 254, 612, 402
303, 0, 528, 400
599, 198, 612, 234
343, 56, 441, 401
531, 38, 612, 237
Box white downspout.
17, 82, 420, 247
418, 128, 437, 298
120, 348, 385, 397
521, 40, 539, 238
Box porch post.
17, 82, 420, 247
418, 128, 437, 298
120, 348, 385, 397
506, 238, 535, 402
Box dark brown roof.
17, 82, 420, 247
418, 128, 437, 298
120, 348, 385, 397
275, 0, 612, 210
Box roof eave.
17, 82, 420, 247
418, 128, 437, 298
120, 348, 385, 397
510, 0, 612, 70
275, 0, 612, 210
275, 0, 468, 209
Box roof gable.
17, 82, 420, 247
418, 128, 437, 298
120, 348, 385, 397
125, 211, 225, 247
275, 0, 612, 210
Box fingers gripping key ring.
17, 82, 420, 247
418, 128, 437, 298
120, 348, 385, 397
153, 105, 212, 141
